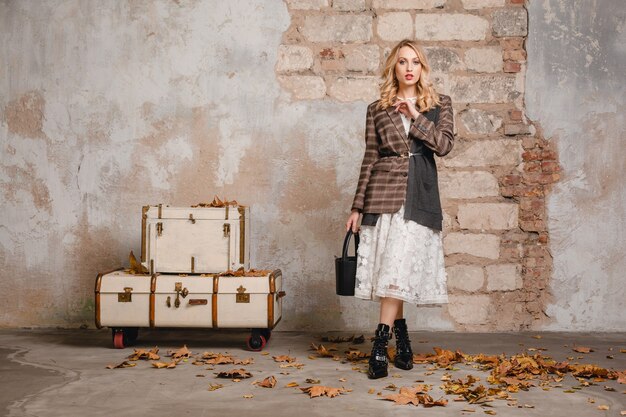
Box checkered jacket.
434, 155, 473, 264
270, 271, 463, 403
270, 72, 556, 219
351, 94, 454, 214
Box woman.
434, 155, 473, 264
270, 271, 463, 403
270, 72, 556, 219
345, 39, 454, 379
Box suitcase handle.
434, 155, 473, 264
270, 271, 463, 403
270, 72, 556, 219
277, 291, 286, 299
188, 299, 208, 306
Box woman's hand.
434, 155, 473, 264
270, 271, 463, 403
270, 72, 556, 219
346, 210, 361, 233
393, 99, 420, 120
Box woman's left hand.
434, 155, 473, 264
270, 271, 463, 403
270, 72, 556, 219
393, 99, 420, 120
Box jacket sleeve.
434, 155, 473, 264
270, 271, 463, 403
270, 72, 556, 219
409, 94, 454, 157
351, 104, 380, 212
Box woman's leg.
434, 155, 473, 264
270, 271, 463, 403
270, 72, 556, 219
396, 302, 404, 320
379, 297, 403, 326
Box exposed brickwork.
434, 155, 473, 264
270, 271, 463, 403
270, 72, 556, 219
503, 61, 522, 72
277, 1, 560, 331
498, 126, 561, 327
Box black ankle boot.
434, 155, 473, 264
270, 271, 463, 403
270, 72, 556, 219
392, 318, 414, 370
368, 323, 391, 379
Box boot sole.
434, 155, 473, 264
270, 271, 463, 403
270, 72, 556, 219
393, 360, 413, 370
368, 368, 388, 379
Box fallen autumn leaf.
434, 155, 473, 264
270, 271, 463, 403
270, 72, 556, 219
106, 361, 136, 369
300, 386, 349, 398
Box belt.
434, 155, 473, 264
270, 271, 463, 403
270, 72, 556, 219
381, 151, 422, 158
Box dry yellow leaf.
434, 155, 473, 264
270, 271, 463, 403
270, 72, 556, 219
167, 345, 191, 359
106, 361, 136, 369
151, 360, 178, 369
192, 196, 240, 208
285, 382, 299, 387
204, 353, 234, 365
128, 250, 149, 275
300, 385, 348, 398
381, 386, 447, 407
255, 376, 277, 388
127, 347, 160, 361
345, 350, 368, 362
216, 267, 272, 277
597, 405, 609, 410
216, 369, 252, 379
208, 383, 223, 391
273, 355, 295, 363
280, 362, 305, 369
310, 343, 338, 358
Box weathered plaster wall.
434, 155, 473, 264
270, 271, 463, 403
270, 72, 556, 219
0, 0, 368, 329
526, 0, 626, 331
1, 0, 621, 332
0, 0, 532, 331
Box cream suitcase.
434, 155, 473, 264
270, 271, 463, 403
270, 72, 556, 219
153, 274, 214, 328
141, 204, 250, 274
95, 268, 152, 348
95, 269, 285, 351
214, 270, 284, 330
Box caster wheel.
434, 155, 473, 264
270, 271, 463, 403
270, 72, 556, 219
246, 334, 267, 351
112, 330, 125, 349
111, 328, 139, 349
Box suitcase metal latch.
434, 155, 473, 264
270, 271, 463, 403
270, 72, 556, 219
236, 285, 249, 303
173, 282, 189, 308
118, 287, 133, 303
223, 223, 231, 237
156, 222, 163, 237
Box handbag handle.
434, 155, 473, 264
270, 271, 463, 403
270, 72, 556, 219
341, 230, 360, 260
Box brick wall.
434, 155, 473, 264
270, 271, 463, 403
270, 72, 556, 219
276, 0, 561, 330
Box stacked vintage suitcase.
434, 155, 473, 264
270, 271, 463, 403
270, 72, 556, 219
95, 199, 285, 351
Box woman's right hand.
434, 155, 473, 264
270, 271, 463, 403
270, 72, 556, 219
346, 210, 361, 233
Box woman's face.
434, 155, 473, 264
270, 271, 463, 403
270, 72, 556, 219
394, 46, 422, 89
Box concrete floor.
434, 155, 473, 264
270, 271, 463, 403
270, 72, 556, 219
0, 329, 624, 417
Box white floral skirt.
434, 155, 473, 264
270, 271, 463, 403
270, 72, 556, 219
354, 205, 449, 305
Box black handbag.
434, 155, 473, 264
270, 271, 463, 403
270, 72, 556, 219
335, 230, 360, 296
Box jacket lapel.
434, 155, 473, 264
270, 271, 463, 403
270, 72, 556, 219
384, 106, 407, 139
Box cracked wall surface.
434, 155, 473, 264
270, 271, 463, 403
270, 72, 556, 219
526, 0, 626, 331
0, 0, 622, 331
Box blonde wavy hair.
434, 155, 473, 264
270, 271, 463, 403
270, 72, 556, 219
376, 39, 440, 112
